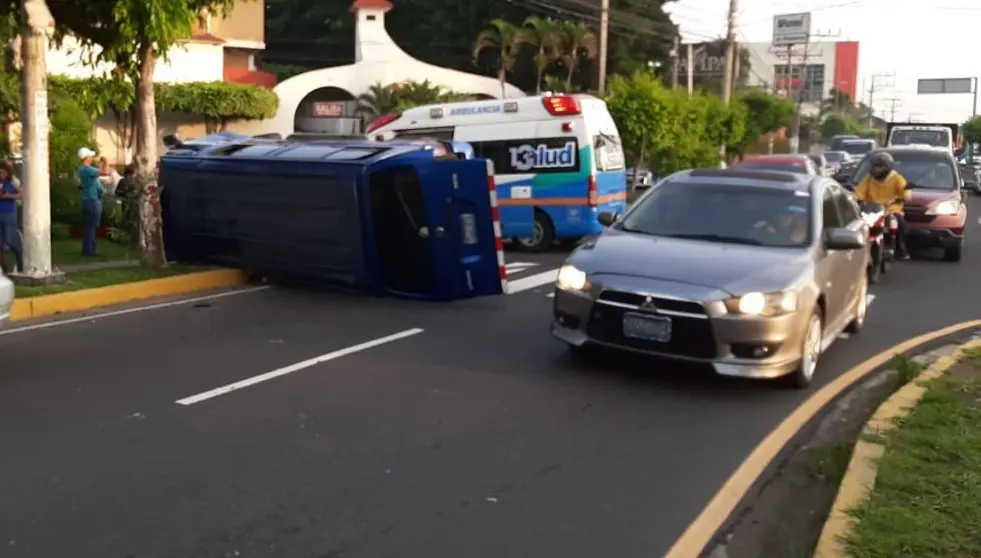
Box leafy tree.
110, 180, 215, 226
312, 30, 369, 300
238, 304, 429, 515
356, 83, 402, 120
962, 115, 981, 146
555, 21, 597, 90
37, 0, 244, 267
731, 90, 796, 156
473, 18, 526, 98
522, 16, 562, 94
820, 114, 861, 142
355, 81, 470, 120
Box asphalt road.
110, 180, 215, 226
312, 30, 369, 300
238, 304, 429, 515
2, 198, 980, 558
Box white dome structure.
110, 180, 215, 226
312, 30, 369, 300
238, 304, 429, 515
265, 0, 525, 136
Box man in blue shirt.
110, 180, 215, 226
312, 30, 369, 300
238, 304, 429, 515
77, 147, 105, 256
0, 163, 23, 273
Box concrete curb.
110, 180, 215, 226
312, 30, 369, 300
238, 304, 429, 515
10, 269, 250, 321
812, 338, 981, 558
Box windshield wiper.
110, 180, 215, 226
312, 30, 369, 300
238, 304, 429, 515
662, 233, 763, 246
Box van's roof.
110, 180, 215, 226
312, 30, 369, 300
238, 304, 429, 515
392, 93, 604, 124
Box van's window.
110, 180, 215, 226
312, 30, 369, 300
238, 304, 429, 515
393, 127, 455, 141
471, 137, 580, 174
593, 133, 625, 171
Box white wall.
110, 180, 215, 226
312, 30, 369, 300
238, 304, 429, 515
46, 36, 224, 83
743, 42, 839, 105
264, 6, 524, 137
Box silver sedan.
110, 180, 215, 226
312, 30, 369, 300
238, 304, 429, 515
550, 168, 870, 389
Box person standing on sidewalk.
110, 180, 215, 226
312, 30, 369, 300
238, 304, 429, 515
77, 147, 105, 257
0, 164, 24, 273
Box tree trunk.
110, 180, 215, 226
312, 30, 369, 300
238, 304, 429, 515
535, 48, 545, 94
133, 43, 165, 268
498, 67, 506, 98
565, 58, 576, 89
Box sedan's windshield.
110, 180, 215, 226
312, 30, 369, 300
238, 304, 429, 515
618, 181, 812, 248
853, 153, 958, 190
842, 141, 874, 155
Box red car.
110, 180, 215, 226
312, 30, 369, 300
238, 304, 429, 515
733, 155, 821, 176
849, 147, 967, 261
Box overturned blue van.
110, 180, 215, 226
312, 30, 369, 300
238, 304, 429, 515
160, 137, 529, 300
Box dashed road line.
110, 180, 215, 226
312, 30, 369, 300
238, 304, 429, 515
176, 328, 425, 405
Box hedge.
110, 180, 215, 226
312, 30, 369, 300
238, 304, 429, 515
32, 76, 279, 124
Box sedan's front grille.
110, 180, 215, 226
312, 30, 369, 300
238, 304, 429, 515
585, 305, 717, 358
597, 290, 706, 315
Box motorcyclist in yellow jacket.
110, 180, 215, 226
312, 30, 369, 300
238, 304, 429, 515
854, 152, 911, 259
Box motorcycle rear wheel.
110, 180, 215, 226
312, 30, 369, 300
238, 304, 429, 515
868, 243, 883, 284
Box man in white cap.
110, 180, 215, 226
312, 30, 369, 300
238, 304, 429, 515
76, 146, 105, 256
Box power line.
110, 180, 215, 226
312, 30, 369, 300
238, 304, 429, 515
867, 71, 895, 125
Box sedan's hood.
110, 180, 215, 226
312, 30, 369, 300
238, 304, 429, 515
909, 188, 958, 204
571, 230, 810, 295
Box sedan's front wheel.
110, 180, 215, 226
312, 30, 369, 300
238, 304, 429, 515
785, 310, 823, 389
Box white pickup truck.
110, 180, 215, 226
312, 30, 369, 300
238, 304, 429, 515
885, 123, 957, 151
0, 269, 12, 328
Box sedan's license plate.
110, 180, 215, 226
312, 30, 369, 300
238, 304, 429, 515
622, 313, 671, 342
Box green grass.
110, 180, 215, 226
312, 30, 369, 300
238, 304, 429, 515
14, 264, 205, 298
4, 238, 135, 267
843, 357, 981, 558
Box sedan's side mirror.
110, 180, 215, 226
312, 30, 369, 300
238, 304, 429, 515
825, 227, 865, 250
597, 211, 620, 227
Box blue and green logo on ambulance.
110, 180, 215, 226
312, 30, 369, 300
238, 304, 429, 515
498, 142, 591, 194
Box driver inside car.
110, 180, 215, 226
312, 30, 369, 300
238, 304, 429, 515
853, 152, 911, 259
752, 204, 808, 246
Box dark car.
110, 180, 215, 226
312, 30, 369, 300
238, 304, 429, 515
822, 150, 850, 170
808, 153, 835, 177
829, 135, 860, 151
551, 168, 869, 389
841, 139, 876, 157
847, 147, 967, 261
734, 155, 820, 176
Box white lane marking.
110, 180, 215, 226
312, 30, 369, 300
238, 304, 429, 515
175, 328, 425, 405
507, 269, 559, 294
505, 261, 537, 270
0, 286, 271, 336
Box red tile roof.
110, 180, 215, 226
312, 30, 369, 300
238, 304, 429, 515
224, 69, 278, 88
349, 0, 392, 12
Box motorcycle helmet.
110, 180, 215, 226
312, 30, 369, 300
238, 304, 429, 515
869, 152, 894, 180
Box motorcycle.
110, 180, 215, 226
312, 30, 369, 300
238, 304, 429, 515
858, 200, 899, 283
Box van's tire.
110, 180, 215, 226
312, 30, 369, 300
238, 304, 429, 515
516, 209, 555, 252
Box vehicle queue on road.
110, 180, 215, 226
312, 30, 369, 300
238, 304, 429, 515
1, 94, 970, 397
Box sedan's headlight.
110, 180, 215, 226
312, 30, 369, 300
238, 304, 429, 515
556, 264, 589, 291
724, 291, 798, 316
926, 200, 959, 215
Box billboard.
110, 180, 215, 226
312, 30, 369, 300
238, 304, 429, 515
916, 78, 974, 95
772, 13, 811, 46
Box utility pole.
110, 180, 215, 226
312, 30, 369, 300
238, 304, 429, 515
16, 0, 60, 283
721, 0, 737, 106
884, 97, 902, 122
597, 0, 609, 95
671, 36, 679, 88
720, 0, 737, 164
867, 71, 895, 126
686, 43, 694, 96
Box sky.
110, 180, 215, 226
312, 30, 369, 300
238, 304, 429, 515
665, 0, 981, 123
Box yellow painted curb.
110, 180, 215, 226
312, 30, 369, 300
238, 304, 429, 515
665, 319, 981, 558
10, 269, 250, 321
812, 338, 981, 558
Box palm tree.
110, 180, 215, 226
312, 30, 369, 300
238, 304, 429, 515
556, 21, 598, 90
396, 80, 446, 110
523, 16, 562, 94
473, 19, 526, 98
355, 83, 401, 120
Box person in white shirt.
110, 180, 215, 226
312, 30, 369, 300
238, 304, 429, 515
98, 157, 121, 194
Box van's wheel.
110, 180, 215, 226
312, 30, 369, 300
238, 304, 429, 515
785, 309, 823, 389
516, 210, 555, 252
